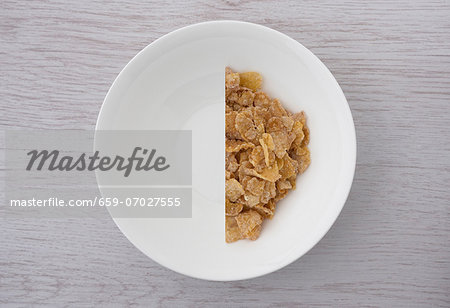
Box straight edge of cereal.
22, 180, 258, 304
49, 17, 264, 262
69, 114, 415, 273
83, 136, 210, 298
225, 67, 310, 243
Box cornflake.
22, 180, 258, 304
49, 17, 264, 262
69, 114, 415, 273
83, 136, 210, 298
225, 67, 311, 243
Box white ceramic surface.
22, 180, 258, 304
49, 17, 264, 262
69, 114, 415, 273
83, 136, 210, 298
96, 21, 356, 281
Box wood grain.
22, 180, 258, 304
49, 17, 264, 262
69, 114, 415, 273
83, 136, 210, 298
1, 0, 449, 306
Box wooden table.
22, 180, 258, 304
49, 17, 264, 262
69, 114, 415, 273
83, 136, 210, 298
1, 0, 449, 306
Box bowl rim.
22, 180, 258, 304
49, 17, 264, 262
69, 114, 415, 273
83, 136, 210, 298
96, 20, 357, 281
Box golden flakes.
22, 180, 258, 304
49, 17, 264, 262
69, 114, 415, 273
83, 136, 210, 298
226, 199, 244, 216
225, 67, 311, 242
235, 210, 263, 240
226, 139, 255, 153
239, 72, 263, 91
226, 178, 244, 202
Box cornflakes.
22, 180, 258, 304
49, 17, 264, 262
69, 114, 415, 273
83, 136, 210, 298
239, 72, 263, 91
234, 210, 263, 240
225, 67, 311, 242
226, 199, 243, 216
225, 178, 244, 202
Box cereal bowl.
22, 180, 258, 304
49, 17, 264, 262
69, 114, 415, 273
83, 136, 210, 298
96, 21, 356, 281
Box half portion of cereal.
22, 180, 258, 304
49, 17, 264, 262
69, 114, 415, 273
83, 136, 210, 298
225, 67, 310, 243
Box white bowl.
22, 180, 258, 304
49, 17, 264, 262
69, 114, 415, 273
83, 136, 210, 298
96, 21, 356, 281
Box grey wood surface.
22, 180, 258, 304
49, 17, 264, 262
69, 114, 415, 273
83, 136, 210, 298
1, 0, 449, 306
